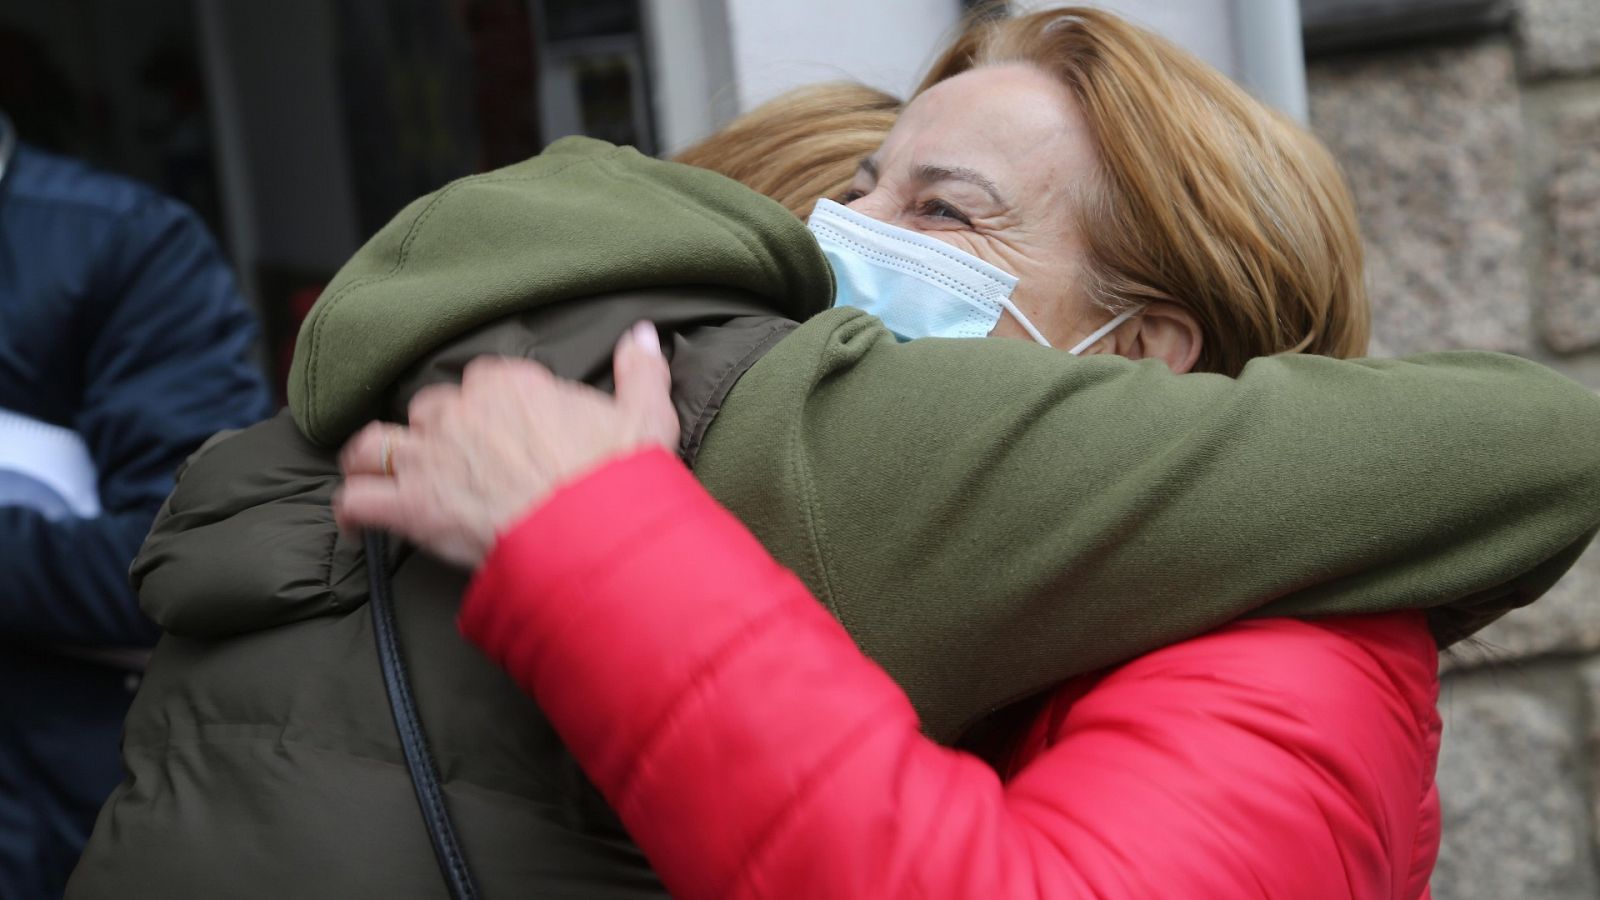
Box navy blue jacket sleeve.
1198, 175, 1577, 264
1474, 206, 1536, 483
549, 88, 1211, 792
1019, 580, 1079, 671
0, 195, 274, 646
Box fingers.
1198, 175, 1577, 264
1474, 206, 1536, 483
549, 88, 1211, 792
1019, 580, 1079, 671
461, 355, 555, 395
332, 477, 408, 535
407, 383, 461, 431
341, 422, 395, 477
614, 322, 680, 448
340, 420, 417, 480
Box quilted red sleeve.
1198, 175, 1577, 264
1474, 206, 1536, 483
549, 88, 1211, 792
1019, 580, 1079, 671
461, 448, 1441, 900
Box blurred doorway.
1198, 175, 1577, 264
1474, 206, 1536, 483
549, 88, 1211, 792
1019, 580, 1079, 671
0, 0, 656, 398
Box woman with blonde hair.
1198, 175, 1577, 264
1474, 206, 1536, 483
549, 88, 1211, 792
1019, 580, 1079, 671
76, 7, 1598, 900
332, 8, 1596, 899
672, 81, 901, 219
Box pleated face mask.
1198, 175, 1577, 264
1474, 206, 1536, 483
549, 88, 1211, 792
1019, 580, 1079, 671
807, 198, 1053, 346
808, 199, 1144, 353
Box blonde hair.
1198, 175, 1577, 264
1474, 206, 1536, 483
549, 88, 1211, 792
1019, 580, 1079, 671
921, 7, 1369, 372
673, 82, 900, 220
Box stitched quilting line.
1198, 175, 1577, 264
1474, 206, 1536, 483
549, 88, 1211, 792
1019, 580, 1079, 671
786, 313, 875, 624
727, 691, 910, 900
302, 149, 628, 442
612, 599, 796, 806
320, 497, 342, 614
121, 732, 572, 805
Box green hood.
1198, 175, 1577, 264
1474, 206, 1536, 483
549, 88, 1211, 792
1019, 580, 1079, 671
287, 136, 832, 447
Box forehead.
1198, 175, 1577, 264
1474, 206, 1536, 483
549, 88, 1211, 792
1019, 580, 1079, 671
875, 65, 1097, 201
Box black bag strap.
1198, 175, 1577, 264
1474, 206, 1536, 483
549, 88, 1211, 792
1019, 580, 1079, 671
366, 531, 481, 900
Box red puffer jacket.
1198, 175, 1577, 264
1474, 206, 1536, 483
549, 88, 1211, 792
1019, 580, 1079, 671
462, 449, 1443, 899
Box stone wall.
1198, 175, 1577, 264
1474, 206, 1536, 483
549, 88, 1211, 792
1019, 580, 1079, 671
1306, 2, 1600, 896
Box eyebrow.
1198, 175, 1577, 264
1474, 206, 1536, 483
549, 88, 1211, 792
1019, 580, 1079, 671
856, 157, 1005, 206
915, 164, 1005, 206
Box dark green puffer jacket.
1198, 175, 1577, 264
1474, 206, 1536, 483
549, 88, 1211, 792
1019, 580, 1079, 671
69, 138, 1600, 899
71, 295, 790, 900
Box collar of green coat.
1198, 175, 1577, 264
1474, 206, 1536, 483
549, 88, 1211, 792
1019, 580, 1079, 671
287, 136, 834, 447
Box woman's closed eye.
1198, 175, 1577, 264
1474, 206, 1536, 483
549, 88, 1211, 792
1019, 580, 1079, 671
918, 199, 972, 226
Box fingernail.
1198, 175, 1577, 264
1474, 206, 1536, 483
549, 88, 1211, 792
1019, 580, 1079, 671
631, 321, 661, 356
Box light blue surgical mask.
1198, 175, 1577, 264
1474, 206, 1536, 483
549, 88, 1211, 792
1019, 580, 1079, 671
808, 198, 1051, 345
808, 198, 1146, 353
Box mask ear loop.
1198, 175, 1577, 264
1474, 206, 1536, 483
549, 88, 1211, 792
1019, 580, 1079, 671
997, 298, 1054, 347
1066, 305, 1146, 356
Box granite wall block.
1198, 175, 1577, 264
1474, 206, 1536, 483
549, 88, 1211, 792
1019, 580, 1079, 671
1433, 678, 1599, 899
1517, 0, 1600, 78
1448, 536, 1600, 667
1309, 40, 1531, 357
1538, 99, 1600, 352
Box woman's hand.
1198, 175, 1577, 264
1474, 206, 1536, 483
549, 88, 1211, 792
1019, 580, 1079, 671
334, 322, 679, 569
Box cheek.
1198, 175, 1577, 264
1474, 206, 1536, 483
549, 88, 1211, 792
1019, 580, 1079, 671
1004, 254, 1097, 341
985, 311, 1036, 343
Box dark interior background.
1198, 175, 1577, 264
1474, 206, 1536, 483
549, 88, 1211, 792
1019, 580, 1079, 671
0, 0, 653, 396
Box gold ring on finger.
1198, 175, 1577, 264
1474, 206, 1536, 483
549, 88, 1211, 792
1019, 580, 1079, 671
380, 429, 395, 478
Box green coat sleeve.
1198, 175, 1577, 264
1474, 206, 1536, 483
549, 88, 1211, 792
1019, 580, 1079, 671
694, 308, 1600, 741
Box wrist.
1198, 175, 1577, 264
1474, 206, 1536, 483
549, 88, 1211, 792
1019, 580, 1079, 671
474, 445, 681, 573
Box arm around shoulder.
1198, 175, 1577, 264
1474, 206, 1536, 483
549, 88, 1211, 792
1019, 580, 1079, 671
696, 310, 1600, 739
462, 447, 1442, 899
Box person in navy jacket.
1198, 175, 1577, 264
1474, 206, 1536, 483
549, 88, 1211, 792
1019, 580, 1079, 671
0, 110, 273, 898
